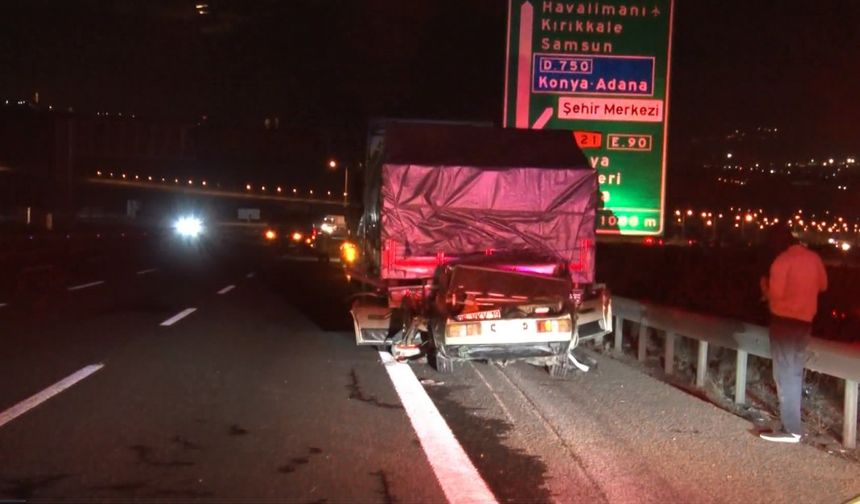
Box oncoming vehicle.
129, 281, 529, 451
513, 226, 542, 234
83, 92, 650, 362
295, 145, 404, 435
344, 123, 612, 376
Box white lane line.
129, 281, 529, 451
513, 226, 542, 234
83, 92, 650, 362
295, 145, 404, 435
22, 264, 54, 273
378, 352, 498, 504
67, 280, 105, 291
160, 308, 197, 326
0, 303, 7, 308
217, 285, 235, 295
0, 364, 104, 429
245, 272, 255, 278
136, 268, 158, 275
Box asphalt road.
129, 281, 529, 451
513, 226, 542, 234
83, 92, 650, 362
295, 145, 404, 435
1, 236, 859, 503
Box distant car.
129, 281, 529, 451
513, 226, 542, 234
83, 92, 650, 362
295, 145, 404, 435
313, 214, 350, 262
313, 232, 347, 262
261, 221, 317, 255
317, 214, 347, 236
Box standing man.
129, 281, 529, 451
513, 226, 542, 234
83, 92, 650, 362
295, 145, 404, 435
759, 227, 828, 443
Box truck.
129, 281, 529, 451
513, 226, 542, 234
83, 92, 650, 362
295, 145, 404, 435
345, 122, 612, 376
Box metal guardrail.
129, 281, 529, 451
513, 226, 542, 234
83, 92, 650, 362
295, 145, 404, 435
608, 296, 859, 449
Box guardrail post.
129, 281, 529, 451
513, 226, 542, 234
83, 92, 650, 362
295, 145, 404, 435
664, 332, 676, 375
844, 379, 858, 449
734, 350, 748, 405
696, 340, 708, 388
614, 316, 623, 353
638, 323, 648, 362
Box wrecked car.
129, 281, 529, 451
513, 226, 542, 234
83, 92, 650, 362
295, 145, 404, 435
345, 122, 611, 376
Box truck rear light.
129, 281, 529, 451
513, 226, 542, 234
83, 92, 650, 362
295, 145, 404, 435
448, 322, 481, 337
340, 241, 359, 264
537, 318, 571, 333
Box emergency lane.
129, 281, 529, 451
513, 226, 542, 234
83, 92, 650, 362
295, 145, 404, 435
406, 350, 860, 503
0, 248, 448, 502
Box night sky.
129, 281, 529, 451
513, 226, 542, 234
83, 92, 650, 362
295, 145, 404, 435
2, 0, 860, 158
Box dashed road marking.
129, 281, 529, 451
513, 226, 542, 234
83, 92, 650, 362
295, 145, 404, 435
22, 264, 54, 273
67, 280, 105, 291
160, 308, 197, 326
217, 284, 236, 295
245, 272, 255, 279
136, 268, 158, 275
378, 351, 498, 504
0, 364, 104, 429
0, 303, 7, 308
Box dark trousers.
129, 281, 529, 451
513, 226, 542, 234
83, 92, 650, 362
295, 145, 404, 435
769, 315, 812, 435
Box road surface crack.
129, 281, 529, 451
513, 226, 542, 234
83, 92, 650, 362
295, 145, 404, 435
347, 369, 402, 409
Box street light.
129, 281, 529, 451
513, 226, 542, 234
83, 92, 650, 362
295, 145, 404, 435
328, 159, 348, 206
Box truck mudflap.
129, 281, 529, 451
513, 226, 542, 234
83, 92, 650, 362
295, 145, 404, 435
350, 297, 393, 346
573, 295, 613, 343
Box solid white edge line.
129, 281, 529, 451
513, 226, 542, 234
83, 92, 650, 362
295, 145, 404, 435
0, 364, 105, 429
136, 268, 158, 275
67, 280, 105, 291
160, 307, 197, 326
378, 351, 498, 504
217, 285, 235, 295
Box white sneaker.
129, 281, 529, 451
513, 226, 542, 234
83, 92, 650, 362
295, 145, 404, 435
759, 431, 801, 443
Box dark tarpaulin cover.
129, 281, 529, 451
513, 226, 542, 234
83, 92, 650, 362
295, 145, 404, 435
364, 123, 597, 284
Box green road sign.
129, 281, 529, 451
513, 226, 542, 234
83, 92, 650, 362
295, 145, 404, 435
504, 0, 674, 235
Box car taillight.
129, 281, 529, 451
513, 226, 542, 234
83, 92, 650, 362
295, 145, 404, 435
291, 231, 303, 242
264, 229, 277, 241
448, 322, 481, 337
537, 318, 571, 333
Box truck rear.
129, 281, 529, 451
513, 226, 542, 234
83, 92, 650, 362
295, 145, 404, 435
346, 122, 611, 375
